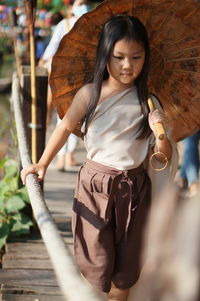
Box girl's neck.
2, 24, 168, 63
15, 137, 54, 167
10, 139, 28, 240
98, 79, 134, 105
103, 78, 134, 93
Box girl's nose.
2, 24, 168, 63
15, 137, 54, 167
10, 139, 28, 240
123, 57, 132, 69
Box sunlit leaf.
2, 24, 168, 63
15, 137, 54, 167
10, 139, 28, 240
11, 213, 33, 235
4, 163, 17, 178
5, 196, 25, 213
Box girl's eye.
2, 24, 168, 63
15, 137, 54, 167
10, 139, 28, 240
113, 55, 142, 60
132, 56, 141, 60
113, 55, 123, 60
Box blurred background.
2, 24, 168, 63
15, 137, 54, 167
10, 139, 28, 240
0, 2, 199, 300
0, 0, 102, 161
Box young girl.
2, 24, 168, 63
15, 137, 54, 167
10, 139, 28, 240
21, 15, 173, 301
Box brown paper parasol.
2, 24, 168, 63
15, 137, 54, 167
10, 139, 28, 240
50, 0, 200, 141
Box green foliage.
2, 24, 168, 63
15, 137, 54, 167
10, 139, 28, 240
0, 157, 33, 249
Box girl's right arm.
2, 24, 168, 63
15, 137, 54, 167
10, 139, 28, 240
21, 84, 92, 184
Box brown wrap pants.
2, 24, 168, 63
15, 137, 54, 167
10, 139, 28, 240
72, 159, 151, 293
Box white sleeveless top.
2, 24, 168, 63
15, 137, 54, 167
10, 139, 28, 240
82, 86, 155, 170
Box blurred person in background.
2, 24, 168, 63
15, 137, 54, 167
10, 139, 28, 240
39, 0, 90, 170
50, 11, 64, 27
178, 130, 200, 197
38, 0, 90, 69
35, 12, 64, 62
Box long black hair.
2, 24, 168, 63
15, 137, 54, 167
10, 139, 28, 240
84, 14, 151, 139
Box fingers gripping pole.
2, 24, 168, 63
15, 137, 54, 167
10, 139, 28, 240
148, 98, 165, 140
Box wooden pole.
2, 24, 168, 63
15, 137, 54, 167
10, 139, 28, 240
30, 28, 37, 164
8, 9, 22, 80
25, 0, 37, 164
20, 65, 48, 165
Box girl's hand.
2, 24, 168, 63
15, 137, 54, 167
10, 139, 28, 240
148, 109, 172, 161
148, 109, 168, 134
21, 164, 47, 185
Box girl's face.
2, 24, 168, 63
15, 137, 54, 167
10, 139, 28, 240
107, 38, 145, 87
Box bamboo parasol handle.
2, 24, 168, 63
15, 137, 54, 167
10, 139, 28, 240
148, 98, 165, 140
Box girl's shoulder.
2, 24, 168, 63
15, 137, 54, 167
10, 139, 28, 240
75, 83, 94, 103
77, 83, 94, 96
78, 82, 94, 94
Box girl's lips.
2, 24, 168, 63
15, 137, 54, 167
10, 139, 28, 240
121, 73, 132, 75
